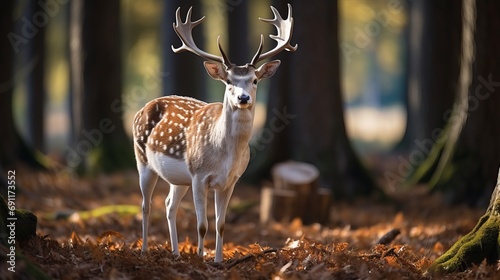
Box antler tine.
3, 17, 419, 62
253, 4, 298, 64
217, 36, 232, 66
171, 7, 224, 63
250, 34, 264, 66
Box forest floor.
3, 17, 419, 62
6, 167, 500, 279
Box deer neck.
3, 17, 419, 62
212, 97, 254, 149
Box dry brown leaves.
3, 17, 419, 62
10, 169, 500, 279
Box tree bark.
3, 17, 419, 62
399, 0, 461, 150
68, 0, 134, 174
406, 0, 500, 206
0, 0, 17, 169
227, 1, 249, 66
398, 0, 462, 188
69, 0, 83, 146
427, 168, 500, 274
25, 1, 46, 152
415, 0, 461, 142
246, 0, 375, 198
0, 0, 44, 172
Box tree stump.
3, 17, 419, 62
271, 189, 298, 223
427, 167, 500, 274
260, 161, 331, 225
310, 188, 332, 225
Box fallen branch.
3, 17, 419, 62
376, 228, 401, 245
225, 248, 278, 269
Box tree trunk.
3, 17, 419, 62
24, 1, 46, 152
0, 0, 17, 169
69, 0, 83, 147
415, 0, 461, 142
227, 1, 249, 66
0, 0, 44, 172
406, 0, 500, 206
245, 0, 375, 198
68, 0, 134, 174
401, 0, 462, 187
441, 0, 500, 205
399, 0, 461, 150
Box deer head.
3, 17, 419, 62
171, 4, 298, 112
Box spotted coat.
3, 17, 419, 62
132, 95, 208, 164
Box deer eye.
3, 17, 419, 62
253, 79, 258, 85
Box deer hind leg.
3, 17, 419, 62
192, 177, 208, 259
165, 184, 189, 256
214, 185, 235, 262
138, 164, 159, 253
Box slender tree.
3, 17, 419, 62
69, 0, 83, 148
24, 1, 46, 152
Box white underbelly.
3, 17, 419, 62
145, 148, 192, 186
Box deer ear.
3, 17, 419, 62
256, 60, 281, 80
204, 61, 228, 81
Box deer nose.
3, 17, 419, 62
237, 94, 250, 104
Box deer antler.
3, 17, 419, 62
250, 4, 298, 65
171, 7, 232, 65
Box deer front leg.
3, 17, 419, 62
214, 185, 235, 262
192, 177, 208, 259
138, 165, 159, 253
165, 184, 189, 256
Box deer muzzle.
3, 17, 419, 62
237, 94, 250, 104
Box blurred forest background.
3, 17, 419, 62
2, 0, 500, 278
1, 0, 499, 206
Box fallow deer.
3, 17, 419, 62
133, 4, 297, 262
